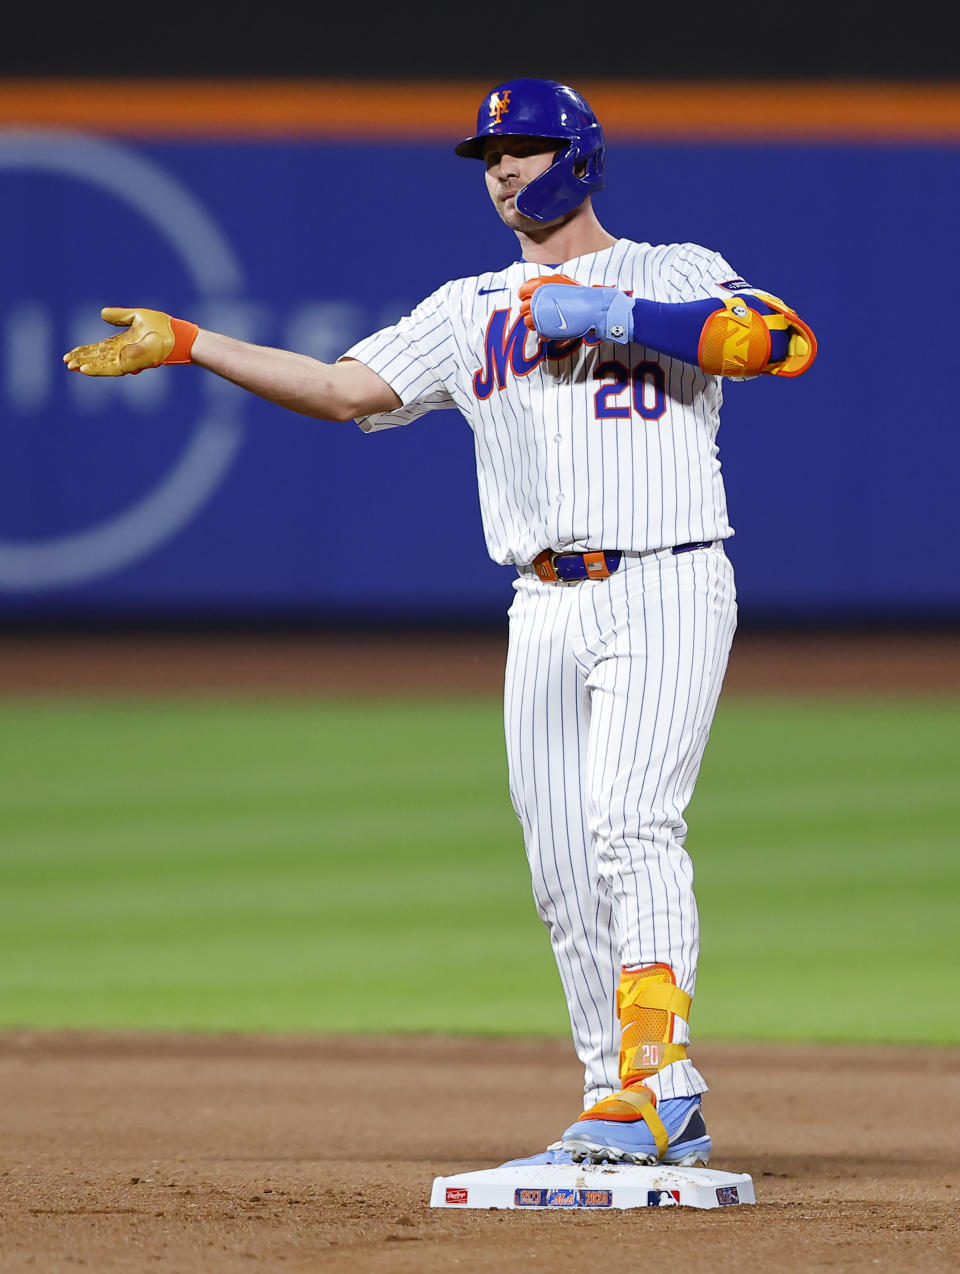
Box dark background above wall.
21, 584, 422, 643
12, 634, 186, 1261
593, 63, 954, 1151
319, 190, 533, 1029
10, 1, 960, 79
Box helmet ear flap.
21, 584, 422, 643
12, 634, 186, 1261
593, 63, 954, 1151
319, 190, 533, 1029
515, 132, 606, 222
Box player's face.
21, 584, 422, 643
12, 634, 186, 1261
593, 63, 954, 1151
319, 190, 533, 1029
482, 136, 561, 229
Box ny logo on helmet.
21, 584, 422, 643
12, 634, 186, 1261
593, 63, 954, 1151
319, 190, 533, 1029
488, 91, 512, 124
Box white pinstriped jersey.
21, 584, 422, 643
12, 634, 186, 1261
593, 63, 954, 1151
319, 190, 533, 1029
344, 238, 751, 565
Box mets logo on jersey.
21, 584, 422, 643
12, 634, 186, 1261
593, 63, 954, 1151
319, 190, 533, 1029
488, 90, 512, 123
472, 308, 597, 398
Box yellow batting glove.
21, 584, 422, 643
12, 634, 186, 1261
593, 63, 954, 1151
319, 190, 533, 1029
63, 307, 198, 376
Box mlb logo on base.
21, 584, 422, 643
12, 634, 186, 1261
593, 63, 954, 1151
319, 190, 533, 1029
647, 1190, 681, 1206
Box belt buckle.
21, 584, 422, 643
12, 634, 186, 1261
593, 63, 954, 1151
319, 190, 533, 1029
532, 549, 561, 583
532, 549, 619, 584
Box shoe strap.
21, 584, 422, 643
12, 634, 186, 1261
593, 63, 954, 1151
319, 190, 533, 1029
577, 1086, 670, 1160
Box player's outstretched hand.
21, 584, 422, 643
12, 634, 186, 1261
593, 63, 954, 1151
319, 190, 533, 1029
518, 274, 580, 331
63, 308, 198, 376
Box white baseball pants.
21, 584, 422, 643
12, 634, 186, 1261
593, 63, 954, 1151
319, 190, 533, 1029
503, 543, 737, 1108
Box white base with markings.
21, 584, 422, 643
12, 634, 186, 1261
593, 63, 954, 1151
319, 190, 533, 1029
431, 1163, 755, 1210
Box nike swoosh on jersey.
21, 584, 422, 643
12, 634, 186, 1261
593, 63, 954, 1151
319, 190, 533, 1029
478, 286, 509, 295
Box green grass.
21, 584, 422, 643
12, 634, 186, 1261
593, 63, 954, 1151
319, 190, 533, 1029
689, 700, 959, 1043
1, 694, 957, 1043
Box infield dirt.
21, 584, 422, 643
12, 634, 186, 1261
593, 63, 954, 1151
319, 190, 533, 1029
2, 629, 959, 696
1, 1032, 956, 1273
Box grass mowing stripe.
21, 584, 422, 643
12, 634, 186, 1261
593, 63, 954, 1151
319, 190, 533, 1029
1, 694, 957, 1042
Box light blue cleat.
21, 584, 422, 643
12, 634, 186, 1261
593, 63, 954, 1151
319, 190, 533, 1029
561, 1095, 711, 1166
500, 1142, 576, 1168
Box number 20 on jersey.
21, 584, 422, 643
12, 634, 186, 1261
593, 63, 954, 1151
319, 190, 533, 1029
594, 359, 667, 421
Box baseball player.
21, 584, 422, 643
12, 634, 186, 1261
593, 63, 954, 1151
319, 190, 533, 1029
63, 79, 816, 1168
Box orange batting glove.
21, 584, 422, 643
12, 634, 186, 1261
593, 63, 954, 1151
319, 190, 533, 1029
63, 307, 199, 376
518, 274, 580, 331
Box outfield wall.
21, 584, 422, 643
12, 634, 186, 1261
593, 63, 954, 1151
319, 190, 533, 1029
1, 83, 958, 622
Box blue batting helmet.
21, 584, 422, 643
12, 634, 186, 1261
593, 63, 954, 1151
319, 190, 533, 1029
455, 78, 605, 223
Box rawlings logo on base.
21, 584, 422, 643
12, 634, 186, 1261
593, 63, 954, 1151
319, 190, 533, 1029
445, 1187, 468, 1204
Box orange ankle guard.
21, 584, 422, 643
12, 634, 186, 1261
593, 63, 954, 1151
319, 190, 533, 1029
617, 964, 691, 1086
576, 965, 690, 1152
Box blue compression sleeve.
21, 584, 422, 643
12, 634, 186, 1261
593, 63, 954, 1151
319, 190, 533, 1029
630, 297, 790, 365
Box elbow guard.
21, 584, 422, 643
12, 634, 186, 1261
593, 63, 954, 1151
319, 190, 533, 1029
697, 292, 817, 378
